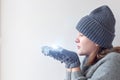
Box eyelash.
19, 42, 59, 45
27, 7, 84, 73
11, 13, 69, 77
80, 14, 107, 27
79, 34, 83, 37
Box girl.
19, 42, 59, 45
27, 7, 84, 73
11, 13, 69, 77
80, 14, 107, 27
42, 5, 120, 80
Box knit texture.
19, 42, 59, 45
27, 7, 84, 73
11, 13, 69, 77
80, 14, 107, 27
76, 5, 116, 48
65, 52, 120, 80
41, 46, 80, 68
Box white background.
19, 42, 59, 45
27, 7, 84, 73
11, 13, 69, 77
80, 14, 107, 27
1, 0, 120, 80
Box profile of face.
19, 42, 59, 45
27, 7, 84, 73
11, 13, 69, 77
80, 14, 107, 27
75, 32, 98, 56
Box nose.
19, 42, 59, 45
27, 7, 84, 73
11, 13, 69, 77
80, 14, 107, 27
75, 37, 80, 43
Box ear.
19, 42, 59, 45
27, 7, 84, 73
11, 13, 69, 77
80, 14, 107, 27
95, 43, 99, 47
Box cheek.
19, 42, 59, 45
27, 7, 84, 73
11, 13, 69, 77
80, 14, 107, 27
80, 39, 90, 48
78, 38, 96, 55
77, 39, 89, 55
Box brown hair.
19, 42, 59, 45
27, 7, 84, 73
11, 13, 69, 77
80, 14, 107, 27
85, 46, 120, 66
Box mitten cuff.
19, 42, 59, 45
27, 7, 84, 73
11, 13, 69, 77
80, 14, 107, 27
65, 61, 80, 68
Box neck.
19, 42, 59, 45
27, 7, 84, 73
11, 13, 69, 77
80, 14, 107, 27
85, 46, 100, 66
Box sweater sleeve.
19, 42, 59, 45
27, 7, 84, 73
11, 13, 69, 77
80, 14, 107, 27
65, 71, 71, 80
70, 52, 120, 80
65, 70, 87, 80
71, 71, 87, 80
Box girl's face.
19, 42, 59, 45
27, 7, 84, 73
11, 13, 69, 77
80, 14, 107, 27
75, 32, 98, 56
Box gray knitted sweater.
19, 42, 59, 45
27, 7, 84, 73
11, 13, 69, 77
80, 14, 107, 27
65, 52, 120, 80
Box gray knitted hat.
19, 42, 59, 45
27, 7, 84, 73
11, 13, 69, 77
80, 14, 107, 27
76, 5, 116, 48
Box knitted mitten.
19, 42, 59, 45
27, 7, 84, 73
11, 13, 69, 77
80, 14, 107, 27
41, 46, 80, 68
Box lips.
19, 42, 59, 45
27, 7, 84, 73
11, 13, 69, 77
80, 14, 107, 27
77, 46, 80, 49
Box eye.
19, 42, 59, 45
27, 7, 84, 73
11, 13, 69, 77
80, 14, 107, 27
79, 33, 84, 37
80, 34, 83, 36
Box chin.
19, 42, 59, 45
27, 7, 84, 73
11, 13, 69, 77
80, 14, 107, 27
77, 50, 88, 56
77, 51, 85, 56
78, 53, 86, 56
